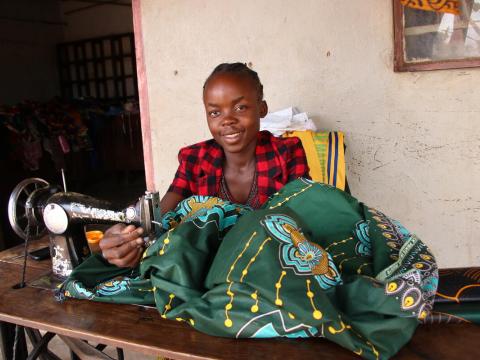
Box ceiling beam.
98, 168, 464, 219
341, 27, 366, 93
63, 0, 131, 6
0, 16, 67, 26
64, 1, 131, 16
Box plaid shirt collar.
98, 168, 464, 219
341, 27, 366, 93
199, 131, 282, 203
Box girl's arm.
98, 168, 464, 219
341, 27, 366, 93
160, 191, 185, 214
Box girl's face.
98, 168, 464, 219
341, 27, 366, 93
203, 73, 268, 156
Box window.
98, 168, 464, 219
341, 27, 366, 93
57, 33, 138, 99
393, 0, 480, 71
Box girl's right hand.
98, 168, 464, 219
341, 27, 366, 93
99, 224, 144, 268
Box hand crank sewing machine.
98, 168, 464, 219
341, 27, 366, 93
7, 177, 161, 279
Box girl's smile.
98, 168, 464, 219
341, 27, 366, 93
203, 73, 267, 155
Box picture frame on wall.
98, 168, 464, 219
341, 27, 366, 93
393, 0, 480, 71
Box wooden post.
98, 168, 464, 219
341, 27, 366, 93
132, 0, 155, 192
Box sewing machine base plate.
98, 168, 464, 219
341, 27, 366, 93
28, 272, 65, 291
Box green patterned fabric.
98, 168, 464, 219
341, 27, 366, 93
427, 302, 480, 324
62, 179, 438, 360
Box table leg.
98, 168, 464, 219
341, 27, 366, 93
116, 349, 124, 360
59, 335, 115, 360
0, 322, 28, 360
24, 330, 60, 360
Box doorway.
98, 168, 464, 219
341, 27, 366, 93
0, 0, 145, 250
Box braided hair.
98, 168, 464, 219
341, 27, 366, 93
203, 62, 264, 100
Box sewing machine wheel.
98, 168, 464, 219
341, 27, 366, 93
8, 178, 49, 239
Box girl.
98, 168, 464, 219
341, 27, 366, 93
100, 63, 309, 268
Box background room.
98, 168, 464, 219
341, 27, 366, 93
0, 0, 145, 251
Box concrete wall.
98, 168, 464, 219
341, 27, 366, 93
61, 1, 133, 41
139, 0, 480, 268
0, 0, 63, 104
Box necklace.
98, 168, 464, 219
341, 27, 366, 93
219, 169, 260, 209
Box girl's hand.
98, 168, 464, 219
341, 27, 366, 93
99, 224, 144, 268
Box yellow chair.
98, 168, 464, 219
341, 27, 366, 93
283, 130, 346, 191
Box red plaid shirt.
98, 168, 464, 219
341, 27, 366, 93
167, 131, 309, 206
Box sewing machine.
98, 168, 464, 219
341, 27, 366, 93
7, 177, 161, 279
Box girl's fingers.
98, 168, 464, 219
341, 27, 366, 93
100, 227, 143, 250
102, 236, 143, 259
109, 246, 142, 268
121, 224, 137, 234
124, 248, 144, 268
104, 223, 126, 236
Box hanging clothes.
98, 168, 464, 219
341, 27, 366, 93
400, 0, 460, 15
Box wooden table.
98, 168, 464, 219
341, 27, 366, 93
1, 238, 479, 360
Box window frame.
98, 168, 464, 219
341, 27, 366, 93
393, 0, 480, 72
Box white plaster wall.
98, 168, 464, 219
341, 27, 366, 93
139, 0, 480, 268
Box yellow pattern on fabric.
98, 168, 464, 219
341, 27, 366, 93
283, 224, 335, 277
161, 294, 175, 319
367, 341, 380, 360
326, 315, 381, 359
268, 184, 313, 209
240, 237, 271, 282
225, 232, 264, 327
436, 284, 480, 303
306, 279, 323, 320
400, 0, 460, 15
283, 130, 346, 190
357, 262, 372, 274
181, 197, 225, 224
339, 256, 358, 271
137, 287, 155, 292
226, 232, 256, 282
275, 271, 287, 306
175, 317, 195, 326
158, 229, 174, 256
224, 282, 235, 328
324, 237, 353, 251
328, 320, 351, 334
250, 291, 259, 313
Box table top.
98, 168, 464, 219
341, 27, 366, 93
1, 238, 479, 360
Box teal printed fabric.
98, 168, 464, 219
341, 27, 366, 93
63, 179, 438, 359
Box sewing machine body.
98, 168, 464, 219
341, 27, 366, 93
8, 178, 161, 279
